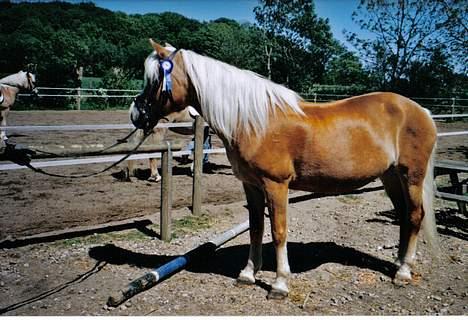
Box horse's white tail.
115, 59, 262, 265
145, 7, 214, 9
421, 143, 439, 254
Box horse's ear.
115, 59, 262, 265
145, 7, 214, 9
149, 38, 170, 59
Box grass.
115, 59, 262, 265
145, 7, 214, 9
172, 214, 215, 238
337, 194, 362, 204
51, 214, 215, 247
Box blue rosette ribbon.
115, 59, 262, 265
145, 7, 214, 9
160, 59, 174, 92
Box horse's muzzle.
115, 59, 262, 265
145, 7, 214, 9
130, 100, 160, 135
31, 88, 39, 99
130, 101, 146, 129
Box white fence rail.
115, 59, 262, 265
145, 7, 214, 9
17, 87, 468, 113
1, 118, 466, 172
1, 122, 194, 132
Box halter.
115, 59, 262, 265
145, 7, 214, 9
132, 49, 180, 134
26, 72, 35, 90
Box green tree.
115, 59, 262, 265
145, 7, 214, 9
324, 47, 369, 87
347, 0, 467, 90
254, 0, 337, 91
407, 46, 456, 97
193, 19, 264, 73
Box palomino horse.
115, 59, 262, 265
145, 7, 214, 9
130, 40, 438, 299
0, 71, 38, 142
125, 105, 196, 182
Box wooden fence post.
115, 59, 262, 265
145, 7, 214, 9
192, 116, 204, 215
160, 142, 172, 241
451, 97, 456, 120
76, 66, 83, 111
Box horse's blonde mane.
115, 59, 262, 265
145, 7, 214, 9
180, 50, 304, 142
144, 52, 160, 85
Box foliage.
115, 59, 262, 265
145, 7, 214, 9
406, 47, 457, 97
254, 0, 339, 90
347, 0, 467, 92
0, 0, 465, 111
323, 45, 370, 87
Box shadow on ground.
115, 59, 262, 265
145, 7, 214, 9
367, 208, 467, 241
89, 241, 397, 282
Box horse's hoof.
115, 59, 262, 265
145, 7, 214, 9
236, 275, 255, 286
392, 277, 410, 286
267, 289, 288, 300
396, 265, 412, 280
147, 176, 161, 183
393, 265, 412, 286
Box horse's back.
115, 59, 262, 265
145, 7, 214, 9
300, 92, 436, 151
236, 92, 436, 192
301, 91, 436, 157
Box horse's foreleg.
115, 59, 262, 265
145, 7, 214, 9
264, 179, 290, 299
147, 158, 161, 182
238, 183, 265, 285
0, 110, 7, 142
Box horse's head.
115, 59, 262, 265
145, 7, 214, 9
130, 39, 190, 134
23, 71, 38, 95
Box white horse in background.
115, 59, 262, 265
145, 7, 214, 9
0, 71, 38, 142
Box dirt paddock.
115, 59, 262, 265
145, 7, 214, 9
0, 110, 466, 315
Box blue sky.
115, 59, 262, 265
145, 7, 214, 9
87, 0, 365, 47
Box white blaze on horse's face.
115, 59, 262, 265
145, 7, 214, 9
27, 72, 38, 94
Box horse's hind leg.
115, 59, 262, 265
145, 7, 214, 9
238, 183, 265, 285
0, 110, 8, 142
380, 168, 410, 270
389, 166, 427, 282
147, 158, 161, 182
397, 176, 426, 281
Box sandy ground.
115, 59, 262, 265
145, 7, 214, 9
0, 110, 466, 316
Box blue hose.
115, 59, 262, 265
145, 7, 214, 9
107, 220, 249, 307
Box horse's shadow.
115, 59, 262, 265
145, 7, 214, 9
88, 241, 397, 283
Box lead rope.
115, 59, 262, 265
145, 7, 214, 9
3, 130, 152, 179
27, 127, 139, 158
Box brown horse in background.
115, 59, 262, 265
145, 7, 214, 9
130, 40, 438, 299
125, 105, 196, 182
0, 71, 38, 142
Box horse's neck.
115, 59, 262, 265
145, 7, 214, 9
0, 73, 26, 89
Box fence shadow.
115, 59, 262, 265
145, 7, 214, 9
366, 208, 467, 241
289, 185, 384, 204
0, 219, 157, 249
446, 145, 468, 159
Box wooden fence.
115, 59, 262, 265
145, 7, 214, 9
1, 114, 467, 243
